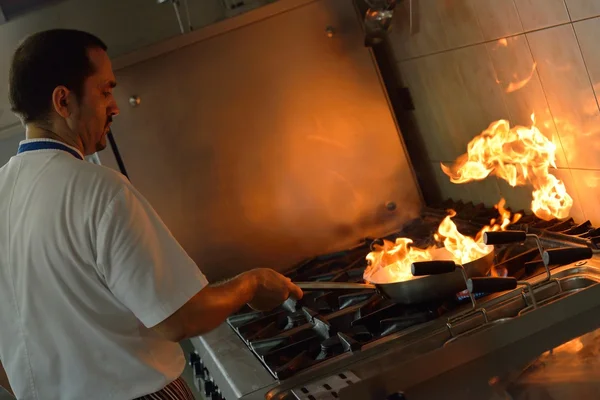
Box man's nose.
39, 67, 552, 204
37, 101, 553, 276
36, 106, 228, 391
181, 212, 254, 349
110, 102, 120, 117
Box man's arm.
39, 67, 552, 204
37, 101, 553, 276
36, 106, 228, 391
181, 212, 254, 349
96, 182, 301, 339
0, 360, 14, 397
152, 268, 301, 341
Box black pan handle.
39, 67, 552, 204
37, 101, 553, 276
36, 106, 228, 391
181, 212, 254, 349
411, 260, 456, 276
467, 277, 517, 293
483, 231, 527, 245
542, 247, 593, 266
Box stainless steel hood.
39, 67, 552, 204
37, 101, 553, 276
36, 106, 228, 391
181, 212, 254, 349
100, 0, 423, 281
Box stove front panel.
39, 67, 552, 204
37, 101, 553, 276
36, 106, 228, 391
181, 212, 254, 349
190, 325, 276, 400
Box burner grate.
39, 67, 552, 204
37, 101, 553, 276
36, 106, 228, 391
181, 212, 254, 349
227, 198, 600, 380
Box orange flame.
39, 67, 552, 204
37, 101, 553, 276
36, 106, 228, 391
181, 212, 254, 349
364, 238, 434, 283
434, 210, 491, 264
441, 115, 573, 220
505, 62, 537, 93
364, 200, 520, 284
435, 199, 520, 264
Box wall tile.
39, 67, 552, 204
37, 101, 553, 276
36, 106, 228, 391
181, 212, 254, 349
389, 0, 484, 61
574, 18, 600, 116
450, 44, 512, 152
514, 0, 569, 31
389, 0, 448, 61
470, 0, 523, 40
412, 51, 478, 161
527, 24, 600, 169
431, 161, 475, 203
437, 0, 484, 48
485, 34, 568, 168
496, 179, 534, 213
570, 168, 600, 226
464, 177, 503, 207
398, 58, 448, 161
433, 162, 504, 209
424, 51, 476, 161
399, 44, 514, 163
565, 0, 600, 21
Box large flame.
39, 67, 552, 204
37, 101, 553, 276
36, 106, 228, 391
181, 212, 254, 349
364, 238, 434, 283
441, 115, 573, 220
364, 199, 520, 284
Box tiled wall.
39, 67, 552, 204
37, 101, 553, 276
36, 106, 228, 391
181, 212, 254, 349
389, 0, 600, 225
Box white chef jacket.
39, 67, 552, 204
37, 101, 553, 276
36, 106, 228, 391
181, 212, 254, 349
0, 139, 208, 399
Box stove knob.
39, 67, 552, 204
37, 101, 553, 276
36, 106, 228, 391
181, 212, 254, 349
386, 392, 406, 400
193, 362, 204, 378
188, 351, 199, 366
204, 378, 215, 397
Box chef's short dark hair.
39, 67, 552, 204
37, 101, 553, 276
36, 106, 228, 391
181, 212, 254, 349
8, 29, 107, 123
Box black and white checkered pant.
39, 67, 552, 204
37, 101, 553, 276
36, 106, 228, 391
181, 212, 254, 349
134, 377, 196, 400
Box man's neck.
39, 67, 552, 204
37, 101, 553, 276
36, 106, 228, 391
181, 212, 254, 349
25, 125, 84, 154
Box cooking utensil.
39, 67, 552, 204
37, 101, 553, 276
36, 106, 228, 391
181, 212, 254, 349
542, 246, 600, 266
483, 230, 550, 280
468, 277, 538, 309
295, 245, 495, 304
483, 230, 600, 267
484, 230, 545, 255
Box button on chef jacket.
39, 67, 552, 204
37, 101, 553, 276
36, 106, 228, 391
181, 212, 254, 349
0, 139, 208, 400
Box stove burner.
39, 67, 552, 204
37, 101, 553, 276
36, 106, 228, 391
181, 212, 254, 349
319, 336, 343, 358
285, 311, 307, 330
379, 311, 434, 336
227, 198, 600, 380
456, 291, 488, 302
339, 292, 376, 309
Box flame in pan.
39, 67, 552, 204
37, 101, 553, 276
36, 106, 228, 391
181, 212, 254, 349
364, 199, 520, 284
364, 238, 434, 283
441, 114, 573, 220
436, 198, 520, 264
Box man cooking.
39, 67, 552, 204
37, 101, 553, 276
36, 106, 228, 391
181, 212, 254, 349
0, 29, 303, 400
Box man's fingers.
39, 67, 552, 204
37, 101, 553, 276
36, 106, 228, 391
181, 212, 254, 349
287, 281, 304, 300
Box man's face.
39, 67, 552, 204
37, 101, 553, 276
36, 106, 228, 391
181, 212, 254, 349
69, 48, 119, 155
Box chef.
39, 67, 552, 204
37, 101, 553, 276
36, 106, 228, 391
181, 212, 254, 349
0, 29, 303, 400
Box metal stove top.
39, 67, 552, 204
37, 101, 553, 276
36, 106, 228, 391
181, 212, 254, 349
189, 201, 600, 400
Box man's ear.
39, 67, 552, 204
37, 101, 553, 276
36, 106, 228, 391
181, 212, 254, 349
51, 86, 71, 118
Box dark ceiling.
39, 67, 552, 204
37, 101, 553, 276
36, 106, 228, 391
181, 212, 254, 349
0, 0, 65, 21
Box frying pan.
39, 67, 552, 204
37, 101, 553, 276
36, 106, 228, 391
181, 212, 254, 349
295, 244, 495, 304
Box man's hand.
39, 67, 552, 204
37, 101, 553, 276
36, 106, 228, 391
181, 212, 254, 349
151, 268, 303, 341
245, 268, 303, 311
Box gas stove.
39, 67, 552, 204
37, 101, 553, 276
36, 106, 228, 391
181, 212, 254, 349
189, 200, 600, 400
